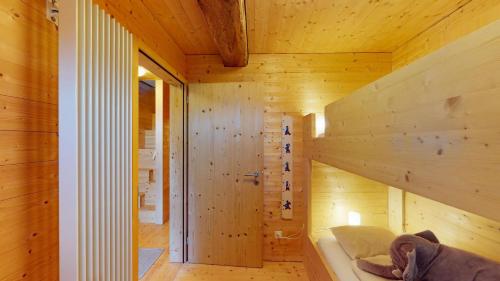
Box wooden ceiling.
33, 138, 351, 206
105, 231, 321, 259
137, 0, 470, 55
139, 0, 218, 54
246, 0, 470, 53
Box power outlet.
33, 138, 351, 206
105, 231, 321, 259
274, 230, 283, 239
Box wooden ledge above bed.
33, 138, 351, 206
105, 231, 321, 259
304, 20, 500, 223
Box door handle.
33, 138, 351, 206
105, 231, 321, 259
244, 171, 260, 177
244, 171, 260, 186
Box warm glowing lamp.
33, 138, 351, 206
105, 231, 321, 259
138, 66, 147, 77
316, 113, 325, 137
348, 211, 361, 226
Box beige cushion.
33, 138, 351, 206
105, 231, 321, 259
351, 259, 392, 281
330, 226, 395, 259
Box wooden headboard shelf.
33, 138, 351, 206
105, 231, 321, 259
304, 20, 500, 222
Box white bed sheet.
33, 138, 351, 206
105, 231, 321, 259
317, 236, 360, 281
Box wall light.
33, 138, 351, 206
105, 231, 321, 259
348, 211, 361, 226
138, 66, 147, 77
315, 113, 325, 137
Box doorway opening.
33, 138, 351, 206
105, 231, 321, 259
135, 51, 186, 280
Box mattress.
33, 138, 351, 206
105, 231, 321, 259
317, 236, 360, 281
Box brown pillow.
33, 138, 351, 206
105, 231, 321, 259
331, 226, 395, 259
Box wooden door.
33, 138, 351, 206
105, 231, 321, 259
188, 82, 264, 267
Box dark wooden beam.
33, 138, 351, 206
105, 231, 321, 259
197, 0, 248, 67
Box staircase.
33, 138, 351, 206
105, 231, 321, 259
139, 129, 158, 222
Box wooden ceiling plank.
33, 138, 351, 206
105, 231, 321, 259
141, 0, 199, 53
246, 0, 473, 53
92, 0, 479, 55
177, 0, 220, 53
317, 0, 368, 52
252, 0, 273, 53
281, 0, 315, 52
385, 0, 470, 49
267, 0, 294, 53
161, 0, 216, 53
245, 0, 256, 52
357, 1, 433, 51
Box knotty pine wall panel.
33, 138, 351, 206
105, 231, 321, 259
139, 88, 155, 149
310, 161, 388, 240
187, 53, 392, 261
392, 1, 500, 263
405, 193, 500, 263
139, 88, 156, 129
0, 1, 59, 280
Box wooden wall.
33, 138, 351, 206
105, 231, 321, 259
391, 1, 500, 263
0, 1, 186, 278
186, 53, 392, 261
405, 192, 500, 263
310, 161, 388, 241
393, 0, 500, 70
0, 1, 59, 280
139, 87, 155, 136
387, 187, 405, 235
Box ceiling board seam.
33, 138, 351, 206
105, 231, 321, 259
392, 0, 474, 54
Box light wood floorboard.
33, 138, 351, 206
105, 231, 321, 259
139, 223, 309, 281
139, 223, 183, 281
174, 262, 309, 281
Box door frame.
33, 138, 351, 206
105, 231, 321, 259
132, 39, 189, 280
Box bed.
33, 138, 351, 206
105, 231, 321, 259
314, 235, 394, 281
301, 21, 500, 281
317, 236, 359, 281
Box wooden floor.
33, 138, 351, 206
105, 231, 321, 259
139, 223, 309, 281
139, 223, 183, 281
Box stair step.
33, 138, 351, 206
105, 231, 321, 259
139, 149, 156, 169
144, 130, 155, 149
139, 192, 146, 208
138, 169, 155, 184
140, 205, 156, 211
139, 182, 154, 192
